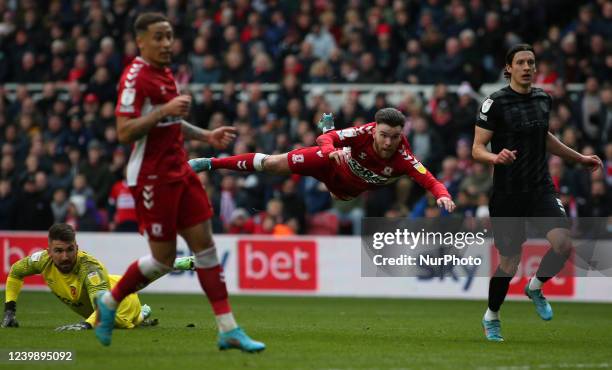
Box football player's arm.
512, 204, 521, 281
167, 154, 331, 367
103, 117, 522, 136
546, 132, 602, 171
473, 98, 517, 165
81, 264, 111, 313
116, 78, 192, 143
402, 156, 455, 212
472, 126, 499, 165
316, 126, 365, 164
181, 120, 237, 149
2, 255, 44, 328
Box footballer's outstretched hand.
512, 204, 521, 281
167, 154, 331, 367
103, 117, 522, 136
209, 126, 237, 149
329, 149, 350, 165
1, 301, 18, 328
55, 322, 92, 332
437, 197, 456, 213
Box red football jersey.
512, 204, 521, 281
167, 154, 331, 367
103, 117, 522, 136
115, 57, 190, 186
316, 122, 450, 199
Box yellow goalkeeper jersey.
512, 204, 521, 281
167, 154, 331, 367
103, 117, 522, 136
5, 250, 143, 328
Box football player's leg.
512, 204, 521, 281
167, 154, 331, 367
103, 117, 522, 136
180, 221, 265, 352
95, 183, 179, 345
483, 253, 520, 342
525, 196, 571, 320
189, 152, 290, 175
177, 176, 264, 352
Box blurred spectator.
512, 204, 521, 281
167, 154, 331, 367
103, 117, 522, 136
79, 139, 112, 207
51, 188, 69, 223
0, 179, 14, 229
11, 174, 53, 230
304, 22, 336, 61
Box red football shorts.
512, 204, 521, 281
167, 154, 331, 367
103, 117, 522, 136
130, 171, 213, 241
287, 146, 351, 199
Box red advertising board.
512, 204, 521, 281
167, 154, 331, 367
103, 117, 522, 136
0, 234, 48, 286
238, 240, 317, 291
491, 243, 574, 296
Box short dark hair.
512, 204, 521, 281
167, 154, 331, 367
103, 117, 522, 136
134, 12, 170, 35
504, 43, 535, 79
375, 107, 405, 127
48, 223, 76, 243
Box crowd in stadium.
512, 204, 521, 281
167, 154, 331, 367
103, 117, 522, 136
0, 0, 610, 235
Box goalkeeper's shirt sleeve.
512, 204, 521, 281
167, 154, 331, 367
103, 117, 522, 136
77, 254, 111, 309
5, 251, 48, 303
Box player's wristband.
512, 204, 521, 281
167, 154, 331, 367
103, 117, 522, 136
5, 301, 16, 312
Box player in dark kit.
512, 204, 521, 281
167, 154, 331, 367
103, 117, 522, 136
189, 108, 456, 212
94, 13, 264, 352
473, 44, 603, 341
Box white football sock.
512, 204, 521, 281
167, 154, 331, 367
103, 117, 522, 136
529, 276, 544, 290
484, 308, 499, 321
253, 153, 268, 171
216, 312, 238, 333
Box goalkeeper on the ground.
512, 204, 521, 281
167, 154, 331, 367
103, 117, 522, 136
1, 223, 194, 331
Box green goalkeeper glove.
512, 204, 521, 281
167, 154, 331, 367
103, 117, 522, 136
55, 322, 92, 332
1, 301, 18, 328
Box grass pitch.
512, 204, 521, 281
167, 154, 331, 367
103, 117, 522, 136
1, 292, 611, 370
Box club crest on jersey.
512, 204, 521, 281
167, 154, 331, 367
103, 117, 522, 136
383, 166, 393, 176
70, 285, 77, 298
359, 152, 367, 160
481, 98, 493, 113
151, 223, 163, 237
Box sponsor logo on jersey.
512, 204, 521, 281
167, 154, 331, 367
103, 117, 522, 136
346, 158, 394, 185
479, 112, 488, 121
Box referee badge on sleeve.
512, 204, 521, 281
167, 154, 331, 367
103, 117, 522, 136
481, 98, 493, 113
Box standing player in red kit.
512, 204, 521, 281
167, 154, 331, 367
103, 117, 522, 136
94, 13, 265, 352
190, 108, 456, 211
